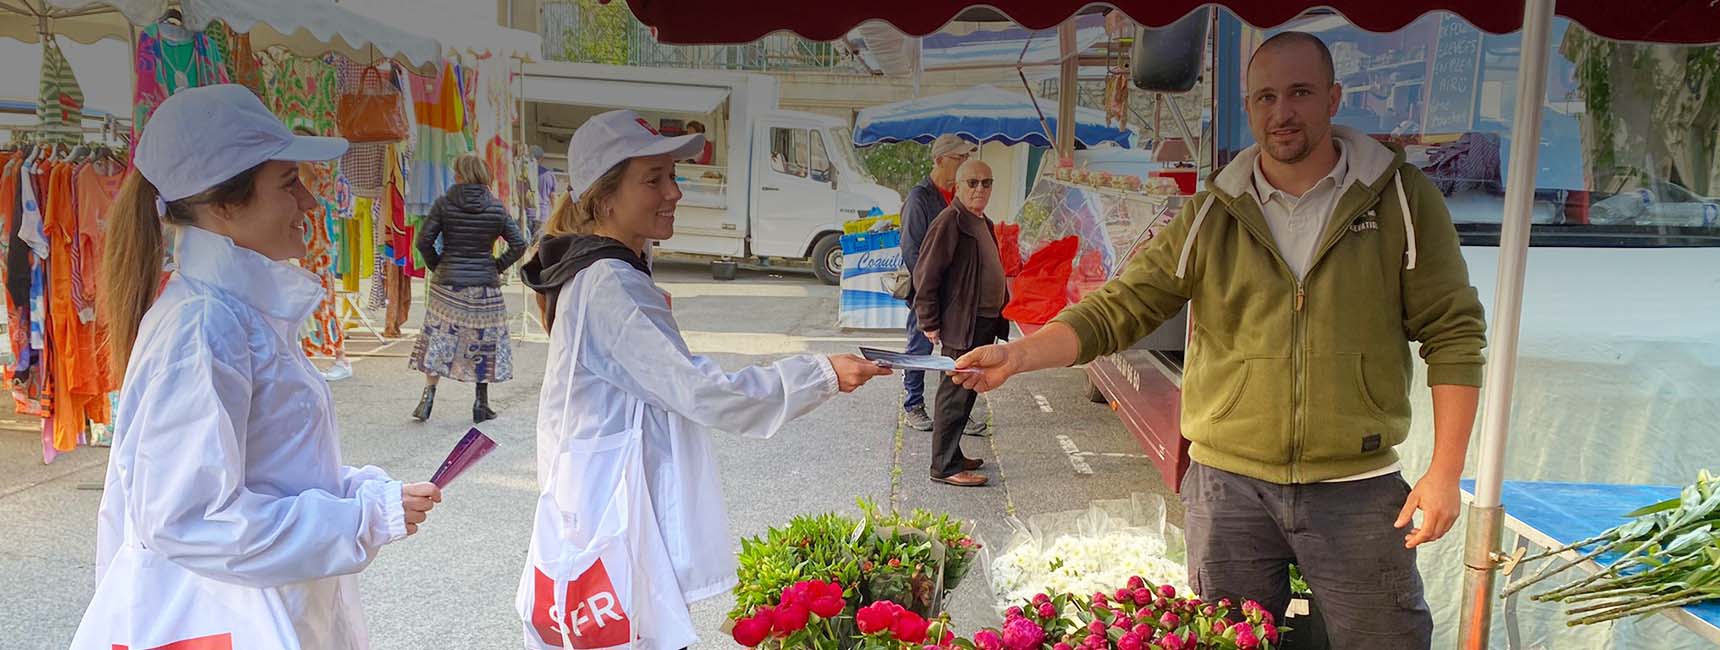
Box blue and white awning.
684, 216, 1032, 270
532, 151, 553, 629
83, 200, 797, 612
853, 84, 1133, 149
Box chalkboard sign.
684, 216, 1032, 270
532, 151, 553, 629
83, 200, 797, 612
1422, 15, 1484, 134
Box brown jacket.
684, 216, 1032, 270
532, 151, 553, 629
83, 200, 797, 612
912, 199, 1009, 350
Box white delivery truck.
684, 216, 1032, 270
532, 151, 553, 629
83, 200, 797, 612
522, 61, 902, 283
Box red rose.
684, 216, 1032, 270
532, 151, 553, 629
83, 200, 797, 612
772, 603, 811, 633
856, 601, 901, 634
731, 615, 773, 646
892, 611, 930, 643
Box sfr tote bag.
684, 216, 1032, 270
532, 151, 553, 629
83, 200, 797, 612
336, 66, 410, 144
516, 278, 697, 650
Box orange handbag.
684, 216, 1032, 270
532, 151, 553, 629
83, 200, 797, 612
336, 66, 410, 143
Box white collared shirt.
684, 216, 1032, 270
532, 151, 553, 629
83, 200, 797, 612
76, 226, 406, 650
1247, 142, 1350, 280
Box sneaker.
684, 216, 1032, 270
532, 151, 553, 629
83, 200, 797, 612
964, 418, 989, 437
322, 361, 353, 382
904, 406, 933, 431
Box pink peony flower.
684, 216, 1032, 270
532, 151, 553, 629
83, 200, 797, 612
1133, 588, 1153, 606
1128, 576, 1146, 590
1132, 623, 1152, 637
1055, 644, 1074, 650
1158, 612, 1181, 629
1002, 618, 1046, 650
1089, 620, 1108, 635
1159, 633, 1186, 650
1157, 585, 1177, 599
974, 629, 1004, 650
1236, 627, 1261, 649
1118, 633, 1144, 650
1263, 622, 1281, 644
1037, 602, 1057, 619
1034, 593, 1052, 607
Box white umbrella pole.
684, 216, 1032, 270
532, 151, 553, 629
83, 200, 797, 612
1459, 0, 1555, 646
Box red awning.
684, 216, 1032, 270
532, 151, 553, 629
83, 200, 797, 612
617, 0, 1720, 46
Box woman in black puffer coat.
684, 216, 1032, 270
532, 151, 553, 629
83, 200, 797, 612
409, 153, 529, 423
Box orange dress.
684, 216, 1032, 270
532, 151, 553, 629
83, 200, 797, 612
46, 162, 108, 451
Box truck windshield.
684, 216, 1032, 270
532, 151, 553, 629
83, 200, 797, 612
828, 126, 878, 184
1215, 12, 1720, 248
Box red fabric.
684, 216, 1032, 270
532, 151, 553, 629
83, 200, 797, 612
994, 222, 1022, 277
1001, 236, 1079, 326
619, 0, 1720, 46
937, 185, 955, 206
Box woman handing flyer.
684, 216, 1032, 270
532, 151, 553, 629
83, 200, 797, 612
69, 85, 440, 650
519, 110, 890, 648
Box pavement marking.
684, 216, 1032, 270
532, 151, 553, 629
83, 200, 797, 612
1076, 451, 1153, 460
1056, 434, 1095, 475
1033, 394, 1054, 412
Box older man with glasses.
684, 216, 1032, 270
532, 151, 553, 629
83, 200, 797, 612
899, 134, 983, 433
910, 159, 1009, 487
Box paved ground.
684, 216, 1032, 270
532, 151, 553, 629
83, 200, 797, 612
0, 260, 1177, 649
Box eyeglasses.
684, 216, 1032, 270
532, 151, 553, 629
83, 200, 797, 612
964, 178, 994, 189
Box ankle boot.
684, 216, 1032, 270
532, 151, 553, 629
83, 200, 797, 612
412, 385, 436, 421
473, 383, 497, 423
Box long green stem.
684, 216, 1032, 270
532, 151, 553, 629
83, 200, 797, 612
1558, 585, 1667, 604
1504, 536, 1638, 598
1520, 531, 1618, 564
1569, 592, 1716, 626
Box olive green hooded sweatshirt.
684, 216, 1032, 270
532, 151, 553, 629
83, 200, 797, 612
1052, 127, 1487, 484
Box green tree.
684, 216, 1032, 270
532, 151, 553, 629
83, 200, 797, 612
550, 0, 632, 65
856, 141, 933, 198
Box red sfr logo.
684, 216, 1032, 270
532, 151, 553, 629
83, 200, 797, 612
531, 559, 633, 647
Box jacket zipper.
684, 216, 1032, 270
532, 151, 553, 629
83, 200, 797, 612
1291, 281, 1305, 482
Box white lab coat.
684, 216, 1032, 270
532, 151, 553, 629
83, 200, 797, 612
70, 226, 407, 650
529, 259, 837, 645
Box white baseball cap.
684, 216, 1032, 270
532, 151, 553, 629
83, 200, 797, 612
565, 110, 704, 200
136, 84, 349, 202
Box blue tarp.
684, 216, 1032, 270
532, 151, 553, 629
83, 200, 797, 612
853, 85, 1133, 149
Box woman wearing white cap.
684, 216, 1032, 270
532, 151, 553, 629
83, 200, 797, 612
518, 110, 889, 648
70, 84, 440, 650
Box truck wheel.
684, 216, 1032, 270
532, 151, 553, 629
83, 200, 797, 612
1086, 377, 1109, 404
811, 233, 842, 285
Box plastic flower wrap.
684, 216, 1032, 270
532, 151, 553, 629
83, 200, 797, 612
985, 494, 1189, 613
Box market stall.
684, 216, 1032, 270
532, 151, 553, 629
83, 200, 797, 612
0, 1, 538, 464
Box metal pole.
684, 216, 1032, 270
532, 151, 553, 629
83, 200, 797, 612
1459, 0, 1556, 646
1055, 19, 1077, 162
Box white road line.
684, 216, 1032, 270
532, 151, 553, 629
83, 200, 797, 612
1076, 451, 1154, 460
1057, 435, 1094, 475
1034, 394, 1054, 413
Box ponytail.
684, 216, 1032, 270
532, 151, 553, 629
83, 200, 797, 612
101, 164, 264, 377
100, 172, 169, 377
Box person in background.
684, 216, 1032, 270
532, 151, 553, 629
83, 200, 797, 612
913, 159, 1008, 488
72, 84, 439, 650
683, 120, 715, 165
950, 33, 1487, 648
409, 153, 530, 423
520, 109, 890, 648
898, 133, 981, 434
530, 145, 555, 243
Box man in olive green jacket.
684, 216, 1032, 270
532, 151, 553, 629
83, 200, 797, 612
953, 33, 1485, 648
